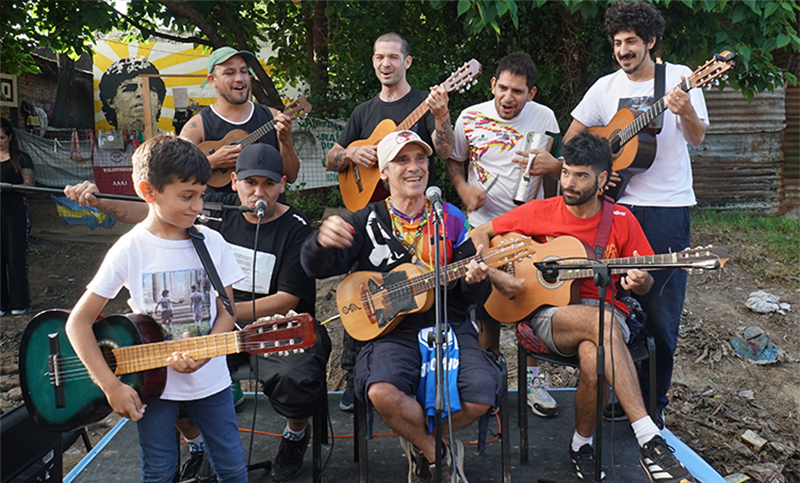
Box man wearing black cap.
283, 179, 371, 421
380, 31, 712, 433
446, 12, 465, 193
63, 143, 330, 482
180, 46, 300, 194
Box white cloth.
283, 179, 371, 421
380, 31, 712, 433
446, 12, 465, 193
570, 63, 709, 207
87, 224, 244, 401
451, 100, 560, 227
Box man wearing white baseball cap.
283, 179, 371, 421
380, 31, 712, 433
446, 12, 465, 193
180, 46, 299, 194
302, 131, 504, 483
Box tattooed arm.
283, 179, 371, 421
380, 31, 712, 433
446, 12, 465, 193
63, 181, 147, 224
325, 143, 377, 172
428, 85, 454, 160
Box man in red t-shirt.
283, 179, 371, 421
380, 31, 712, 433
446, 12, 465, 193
471, 132, 695, 483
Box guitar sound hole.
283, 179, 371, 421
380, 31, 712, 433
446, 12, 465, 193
98, 342, 118, 373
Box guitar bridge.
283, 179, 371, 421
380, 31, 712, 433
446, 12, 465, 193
47, 333, 66, 409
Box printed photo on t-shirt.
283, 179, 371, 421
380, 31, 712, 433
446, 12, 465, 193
618, 96, 654, 112
142, 268, 212, 339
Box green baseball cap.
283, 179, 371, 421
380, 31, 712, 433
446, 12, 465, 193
206, 46, 255, 73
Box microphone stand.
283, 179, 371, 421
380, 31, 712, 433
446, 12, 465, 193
431, 207, 445, 483
0, 182, 253, 213
535, 259, 717, 483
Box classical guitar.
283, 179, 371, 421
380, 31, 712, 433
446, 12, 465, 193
337, 236, 534, 341
589, 51, 735, 200
19, 309, 315, 432
200, 97, 313, 188
484, 234, 729, 323
339, 59, 482, 212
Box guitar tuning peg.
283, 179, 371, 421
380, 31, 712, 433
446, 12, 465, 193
459, 89, 465, 94
473, 79, 478, 86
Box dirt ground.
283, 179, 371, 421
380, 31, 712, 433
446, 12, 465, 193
1, 192, 798, 482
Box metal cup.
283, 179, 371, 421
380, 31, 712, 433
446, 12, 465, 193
513, 131, 554, 205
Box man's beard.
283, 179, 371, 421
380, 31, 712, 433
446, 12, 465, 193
219, 87, 249, 105
562, 179, 599, 206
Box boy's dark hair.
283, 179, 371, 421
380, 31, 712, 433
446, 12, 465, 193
132, 135, 211, 196
604, 0, 665, 56
374, 33, 410, 57
99, 57, 166, 128
562, 132, 612, 175
162, 289, 169, 297
191, 285, 197, 291
495, 52, 538, 91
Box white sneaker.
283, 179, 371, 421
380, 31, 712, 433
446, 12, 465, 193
528, 376, 558, 417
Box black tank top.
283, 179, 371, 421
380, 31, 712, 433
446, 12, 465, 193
201, 102, 280, 194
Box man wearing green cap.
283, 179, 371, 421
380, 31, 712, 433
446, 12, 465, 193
181, 46, 300, 195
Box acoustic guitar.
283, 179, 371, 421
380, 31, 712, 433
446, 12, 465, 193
339, 59, 482, 212
589, 51, 736, 200
19, 309, 315, 432
337, 236, 534, 341
199, 97, 313, 188
483, 234, 729, 323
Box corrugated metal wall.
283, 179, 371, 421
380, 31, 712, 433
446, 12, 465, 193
689, 86, 786, 212
782, 84, 799, 219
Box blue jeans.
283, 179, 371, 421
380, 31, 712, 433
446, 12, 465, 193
136, 388, 247, 483
623, 205, 690, 413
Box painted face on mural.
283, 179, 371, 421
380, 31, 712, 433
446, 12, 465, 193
108, 78, 163, 132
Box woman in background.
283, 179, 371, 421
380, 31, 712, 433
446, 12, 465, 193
0, 118, 35, 315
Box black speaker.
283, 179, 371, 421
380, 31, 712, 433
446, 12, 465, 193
0, 404, 62, 483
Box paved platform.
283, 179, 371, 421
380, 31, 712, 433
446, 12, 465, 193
67, 389, 669, 483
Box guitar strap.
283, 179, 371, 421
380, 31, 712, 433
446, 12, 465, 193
188, 226, 237, 322
652, 61, 666, 132
593, 195, 616, 259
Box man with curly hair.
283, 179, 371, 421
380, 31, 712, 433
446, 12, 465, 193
564, 1, 707, 481
99, 57, 166, 133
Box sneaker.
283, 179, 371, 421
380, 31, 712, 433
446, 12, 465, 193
270, 429, 310, 482
570, 444, 605, 482
400, 436, 432, 483
639, 435, 695, 483
429, 438, 467, 483
339, 380, 354, 412
11, 308, 27, 315
527, 377, 558, 418
230, 381, 244, 408
179, 450, 218, 483
654, 409, 665, 430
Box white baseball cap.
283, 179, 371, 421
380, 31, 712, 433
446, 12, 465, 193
377, 131, 433, 172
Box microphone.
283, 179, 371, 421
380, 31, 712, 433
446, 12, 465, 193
425, 186, 444, 221
254, 199, 267, 219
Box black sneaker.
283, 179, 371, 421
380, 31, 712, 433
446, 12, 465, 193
569, 444, 605, 482
639, 435, 695, 483
602, 402, 628, 422
179, 450, 218, 483
400, 436, 432, 483
428, 438, 466, 483
339, 380, 354, 412
270, 429, 310, 482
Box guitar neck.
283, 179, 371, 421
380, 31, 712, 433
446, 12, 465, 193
618, 77, 692, 145
239, 120, 279, 148
406, 245, 522, 294
396, 102, 431, 132
111, 332, 240, 375
557, 252, 683, 280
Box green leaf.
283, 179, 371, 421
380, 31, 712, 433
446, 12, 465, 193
731, 4, 748, 23
763, 2, 779, 17
457, 0, 470, 17
777, 33, 791, 48
785, 72, 798, 86
781, 2, 794, 12
715, 31, 728, 43
743, 0, 761, 15
497, 1, 508, 16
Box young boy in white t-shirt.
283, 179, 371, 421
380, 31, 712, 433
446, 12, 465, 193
65, 134, 247, 483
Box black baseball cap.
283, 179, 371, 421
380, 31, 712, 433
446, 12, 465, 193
236, 144, 284, 182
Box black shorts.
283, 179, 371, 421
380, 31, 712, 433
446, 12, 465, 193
353, 321, 505, 409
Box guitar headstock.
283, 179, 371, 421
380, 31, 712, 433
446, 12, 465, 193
241, 313, 316, 356
677, 246, 731, 271
689, 51, 736, 90
442, 59, 482, 94
283, 97, 313, 120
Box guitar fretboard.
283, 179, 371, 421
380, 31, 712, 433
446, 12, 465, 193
556, 252, 682, 280
239, 120, 280, 148
112, 332, 241, 375
396, 102, 432, 133
612, 77, 692, 150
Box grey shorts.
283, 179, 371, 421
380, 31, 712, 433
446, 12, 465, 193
528, 298, 630, 357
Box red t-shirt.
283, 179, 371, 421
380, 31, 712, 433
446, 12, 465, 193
491, 196, 654, 313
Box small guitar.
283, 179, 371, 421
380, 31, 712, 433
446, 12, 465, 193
200, 97, 313, 188
484, 234, 729, 323
19, 310, 315, 432
337, 236, 534, 341
589, 51, 735, 200
339, 59, 482, 212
